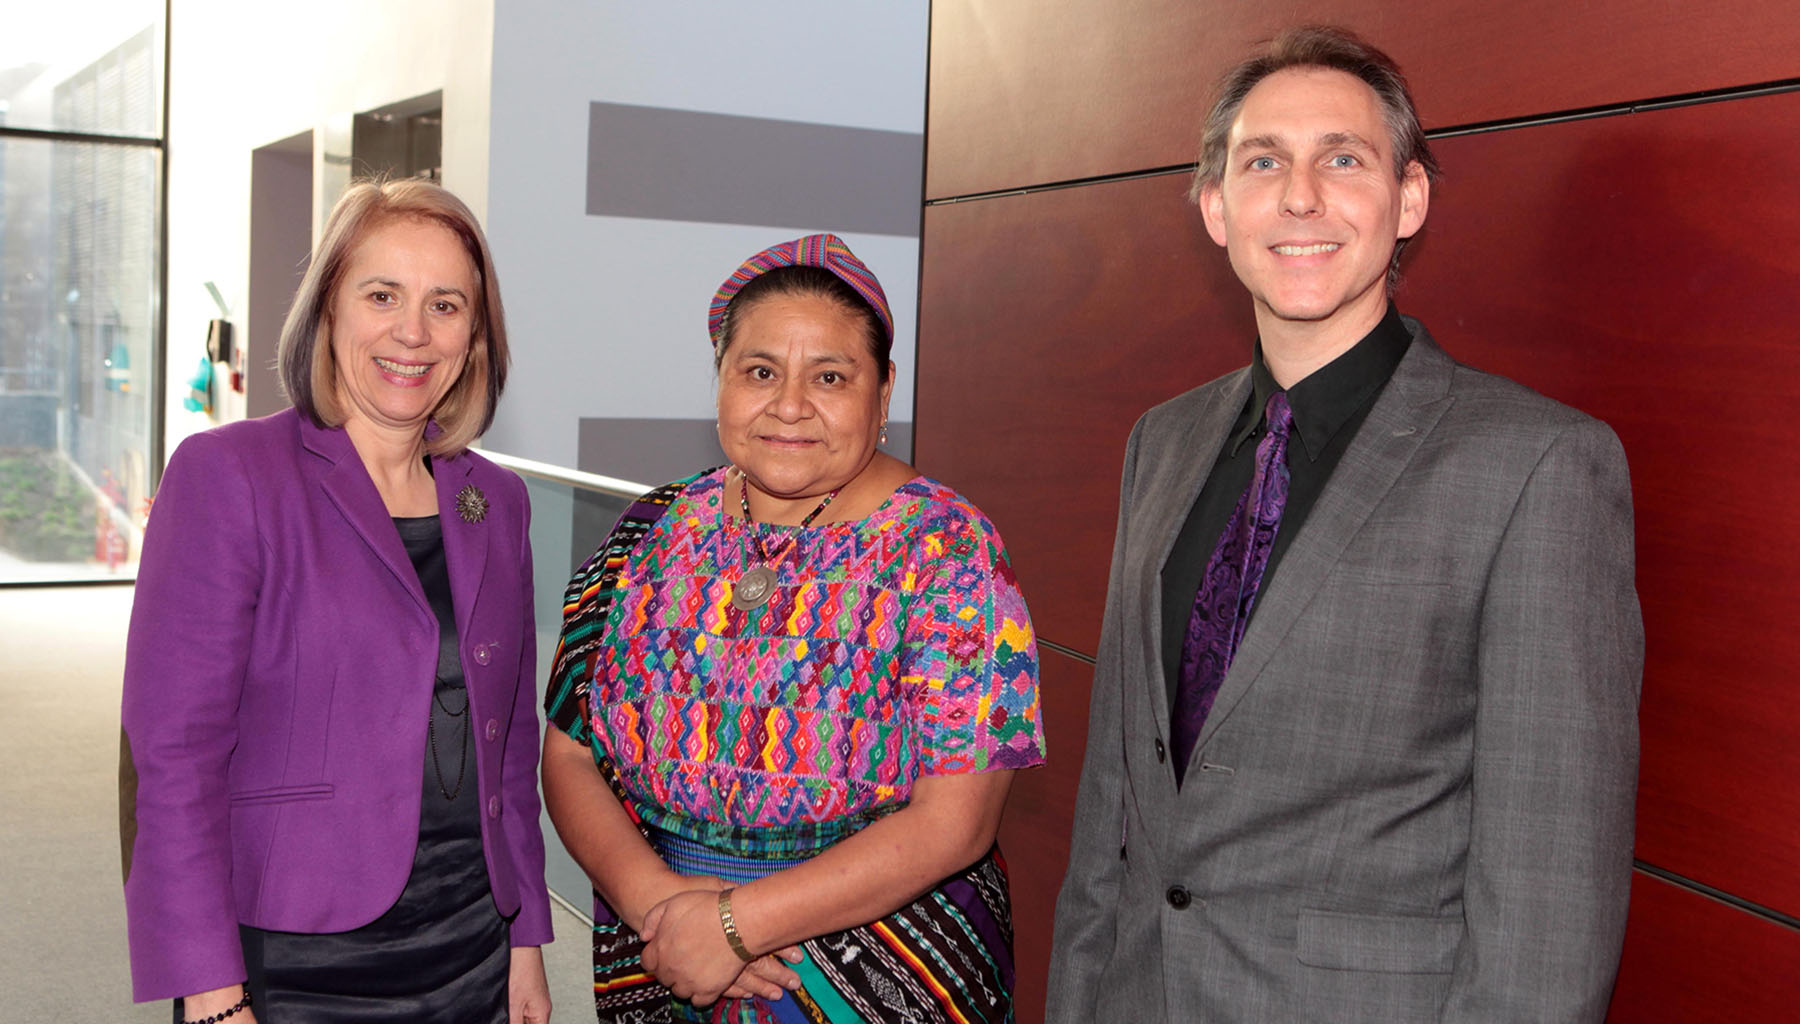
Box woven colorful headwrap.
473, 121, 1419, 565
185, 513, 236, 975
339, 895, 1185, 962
707, 233, 893, 348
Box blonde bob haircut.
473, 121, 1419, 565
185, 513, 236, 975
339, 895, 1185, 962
277, 177, 509, 457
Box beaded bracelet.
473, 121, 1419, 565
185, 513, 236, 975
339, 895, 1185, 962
182, 986, 251, 1024
717, 888, 755, 963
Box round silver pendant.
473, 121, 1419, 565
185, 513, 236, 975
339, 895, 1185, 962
731, 566, 779, 611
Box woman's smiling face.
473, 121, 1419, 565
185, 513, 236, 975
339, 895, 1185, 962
715, 293, 892, 502
328, 216, 479, 439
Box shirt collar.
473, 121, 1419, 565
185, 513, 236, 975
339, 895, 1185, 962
1229, 303, 1413, 461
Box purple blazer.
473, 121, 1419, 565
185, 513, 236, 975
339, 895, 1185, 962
121, 407, 551, 1002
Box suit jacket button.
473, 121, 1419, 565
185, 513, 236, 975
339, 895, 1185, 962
1154, 738, 1167, 763
1166, 886, 1192, 910
473, 643, 492, 666
487, 796, 501, 818
485, 718, 500, 741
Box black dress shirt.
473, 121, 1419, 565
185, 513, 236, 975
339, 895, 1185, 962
1160, 305, 1413, 708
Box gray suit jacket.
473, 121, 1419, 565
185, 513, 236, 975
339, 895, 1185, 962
1047, 319, 1642, 1023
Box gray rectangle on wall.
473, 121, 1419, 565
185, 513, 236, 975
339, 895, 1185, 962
586, 102, 923, 237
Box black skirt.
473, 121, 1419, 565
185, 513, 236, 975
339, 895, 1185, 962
231, 751, 509, 1024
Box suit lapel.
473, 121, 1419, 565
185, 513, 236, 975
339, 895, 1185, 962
303, 417, 431, 620
1140, 370, 1254, 729
1194, 326, 1457, 753
434, 450, 489, 641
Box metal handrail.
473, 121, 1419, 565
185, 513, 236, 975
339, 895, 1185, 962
480, 449, 648, 500
485, 446, 645, 925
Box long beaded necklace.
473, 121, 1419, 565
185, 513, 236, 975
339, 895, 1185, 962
731, 471, 839, 611
427, 680, 469, 800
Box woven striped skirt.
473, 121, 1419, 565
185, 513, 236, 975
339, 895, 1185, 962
589, 813, 1017, 1023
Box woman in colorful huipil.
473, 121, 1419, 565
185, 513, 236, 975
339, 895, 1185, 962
542, 234, 1044, 1023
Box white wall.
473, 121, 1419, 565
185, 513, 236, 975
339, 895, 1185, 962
162, 0, 494, 456
481, 1, 930, 468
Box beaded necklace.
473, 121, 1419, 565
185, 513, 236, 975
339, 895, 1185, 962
730, 471, 839, 611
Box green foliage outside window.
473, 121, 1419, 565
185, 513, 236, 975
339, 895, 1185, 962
0, 451, 95, 562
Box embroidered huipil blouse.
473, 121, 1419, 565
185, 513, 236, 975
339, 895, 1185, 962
564, 468, 1044, 833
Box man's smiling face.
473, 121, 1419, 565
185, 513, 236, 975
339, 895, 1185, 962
1199, 66, 1428, 344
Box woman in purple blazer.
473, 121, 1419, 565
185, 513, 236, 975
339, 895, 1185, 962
121, 179, 552, 1024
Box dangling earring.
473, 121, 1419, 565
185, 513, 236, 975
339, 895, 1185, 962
879, 421, 889, 446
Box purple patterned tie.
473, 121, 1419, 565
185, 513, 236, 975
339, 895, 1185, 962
1172, 391, 1293, 784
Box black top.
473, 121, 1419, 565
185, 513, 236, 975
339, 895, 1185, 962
394, 513, 478, 815
1159, 305, 1413, 708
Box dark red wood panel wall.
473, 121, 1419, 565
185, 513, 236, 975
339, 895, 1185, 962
1609, 874, 1800, 1022
917, 3, 1800, 1021
928, 0, 1800, 198
917, 176, 1248, 652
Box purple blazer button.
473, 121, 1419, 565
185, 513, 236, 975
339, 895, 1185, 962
485, 718, 500, 741
473, 643, 492, 666
487, 795, 501, 818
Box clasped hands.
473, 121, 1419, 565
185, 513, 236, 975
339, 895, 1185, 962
641, 878, 803, 1007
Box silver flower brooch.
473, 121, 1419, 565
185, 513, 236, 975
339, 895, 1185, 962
455, 484, 489, 523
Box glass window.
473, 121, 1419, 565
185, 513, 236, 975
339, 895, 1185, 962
0, 5, 163, 137
1, 5, 163, 583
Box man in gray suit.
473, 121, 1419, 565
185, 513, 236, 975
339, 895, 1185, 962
1047, 26, 1642, 1023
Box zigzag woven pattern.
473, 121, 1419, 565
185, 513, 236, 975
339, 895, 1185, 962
543, 480, 685, 753
558, 467, 1044, 830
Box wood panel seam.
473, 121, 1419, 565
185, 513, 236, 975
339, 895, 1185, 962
924, 76, 1800, 207
1039, 638, 1097, 664
1633, 862, 1800, 934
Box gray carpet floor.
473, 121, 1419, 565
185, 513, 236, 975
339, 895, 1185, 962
0, 584, 593, 1022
